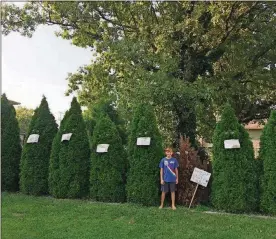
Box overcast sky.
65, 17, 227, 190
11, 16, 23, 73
2, 22, 92, 119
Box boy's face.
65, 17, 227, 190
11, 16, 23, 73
165, 150, 173, 158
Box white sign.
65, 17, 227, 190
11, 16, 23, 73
190, 167, 211, 187
224, 139, 240, 149
27, 134, 39, 143
96, 144, 109, 153
61, 133, 73, 142
136, 137, 151, 146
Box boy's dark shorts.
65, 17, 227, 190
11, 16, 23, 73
161, 182, 177, 193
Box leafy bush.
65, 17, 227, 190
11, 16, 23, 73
49, 97, 90, 198
20, 96, 57, 195
90, 114, 127, 202
1, 94, 22, 191
126, 104, 163, 206
260, 110, 276, 214
211, 104, 258, 212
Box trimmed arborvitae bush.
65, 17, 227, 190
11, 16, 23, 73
260, 110, 276, 214
53, 97, 90, 198
211, 104, 258, 213
48, 110, 70, 197
90, 114, 127, 202
1, 94, 22, 192
20, 96, 58, 195
126, 104, 163, 206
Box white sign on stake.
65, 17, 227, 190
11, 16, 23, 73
96, 144, 109, 153
190, 167, 211, 187
136, 137, 151, 146
61, 133, 73, 142
27, 134, 39, 143
224, 139, 240, 149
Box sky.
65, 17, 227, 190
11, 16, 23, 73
2, 22, 92, 120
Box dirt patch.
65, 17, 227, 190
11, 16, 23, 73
204, 211, 276, 220
12, 212, 24, 218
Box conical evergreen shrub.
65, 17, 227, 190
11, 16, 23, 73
260, 110, 276, 214
20, 96, 58, 195
51, 97, 90, 198
1, 94, 22, 191
211, 104, 258, 212
48, 110, 70, 197
90, 114, 127, 202
126, 103, 163, 206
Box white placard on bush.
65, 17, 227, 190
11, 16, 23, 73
190, 167, 211, 187
27, 134, 39, 143
96, 144, 109, 153
61, 133, 73, 142
136, 137, 151, 146
224, 139, 240, 149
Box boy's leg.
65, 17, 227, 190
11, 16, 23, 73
159, 183, 168, 209
170, 183, 177, 210
159, 192, 166, 209
171, 192, 176, 210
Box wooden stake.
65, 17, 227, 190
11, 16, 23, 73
189, 183, 199, 209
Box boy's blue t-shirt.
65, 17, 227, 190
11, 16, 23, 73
159, 157, 179, 183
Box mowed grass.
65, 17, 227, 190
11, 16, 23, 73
2, 193, 276, 239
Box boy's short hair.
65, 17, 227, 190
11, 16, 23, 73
164, 147, 173, 153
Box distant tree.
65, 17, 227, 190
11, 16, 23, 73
15, 106, 34, 135
1, 94, 22, 191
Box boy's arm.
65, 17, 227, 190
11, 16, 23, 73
160, 168, 164, 185
175, 168, 179, 184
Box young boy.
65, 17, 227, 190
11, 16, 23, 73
159, 147, 179, 210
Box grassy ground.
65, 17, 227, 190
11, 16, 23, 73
2, 192, 276, 239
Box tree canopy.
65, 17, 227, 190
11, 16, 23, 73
2, 2, 276, 142
15, 106, 34, 136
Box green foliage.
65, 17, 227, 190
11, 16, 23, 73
90, 114, 126, 202
260, 110, 276, 214
1, 94, 22, 191
126, 104, 163, 206
2, 2, 276, 144
48, 110, 70, 197
211, 104, 258, 212
20, 96, 58, 195
49, 97, 90, 198
15, 106, 34, 135
83, 100, 127, 146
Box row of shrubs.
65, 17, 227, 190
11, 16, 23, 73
1, 94, 276, 214
1, 94, 163, 206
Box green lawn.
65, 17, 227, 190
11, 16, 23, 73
2, 193, 276, 239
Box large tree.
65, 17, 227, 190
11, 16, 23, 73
1, 94, 22, 192
2, 2, 276, 143
259, 110, 276, 214
20, 96, 58, 195
211, 104, 258, 213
